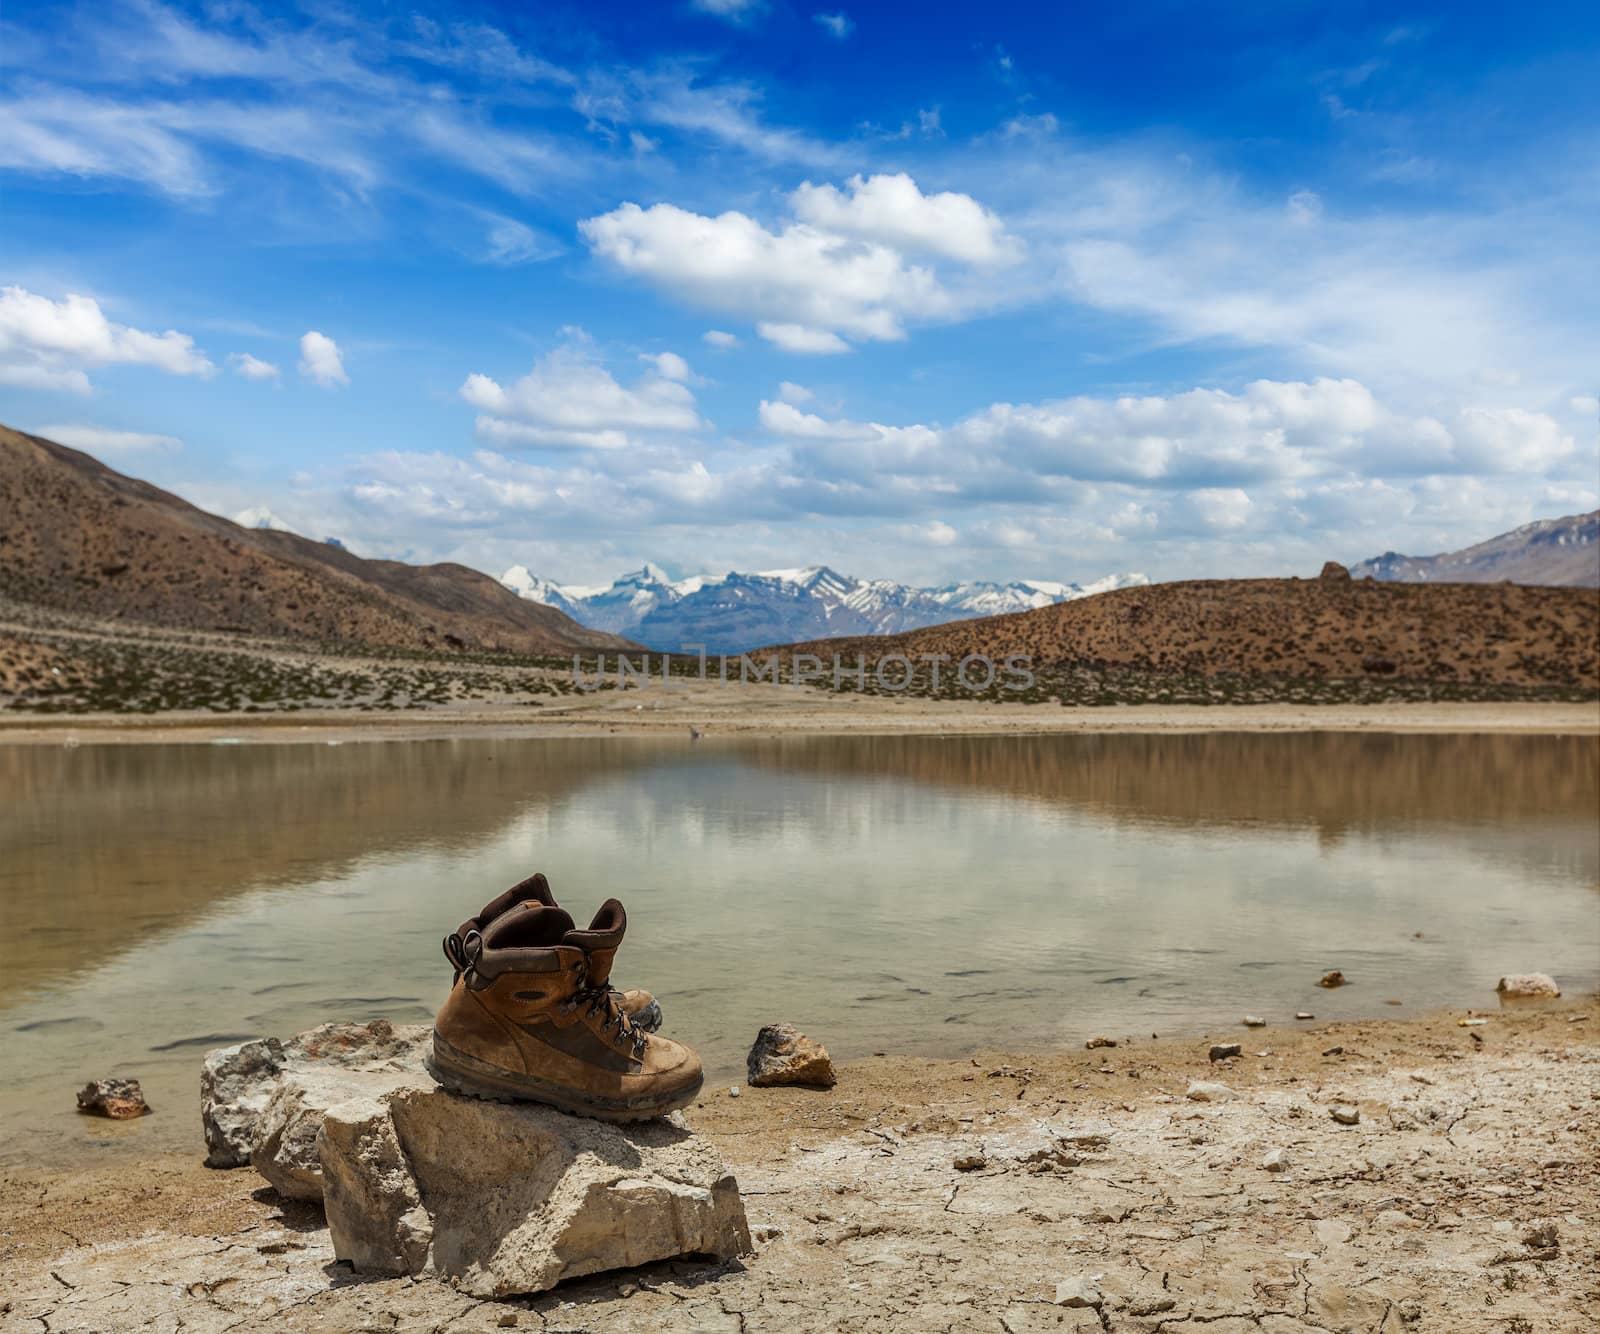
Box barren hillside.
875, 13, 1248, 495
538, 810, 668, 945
0, 425, 628, 656
776, 564, 1600, 689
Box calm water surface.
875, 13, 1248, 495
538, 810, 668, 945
2, 732, 1596, 1163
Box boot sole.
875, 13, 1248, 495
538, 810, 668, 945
426, 1032, 703, 1123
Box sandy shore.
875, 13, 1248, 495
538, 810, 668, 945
3, 1003, 1595, 1332
2, 688, 1597, 745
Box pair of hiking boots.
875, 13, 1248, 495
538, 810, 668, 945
429, 873, 704, 1122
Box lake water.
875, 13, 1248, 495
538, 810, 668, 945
2, 731, 1596, 1164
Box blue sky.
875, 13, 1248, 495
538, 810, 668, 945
1, 0, 1595, 588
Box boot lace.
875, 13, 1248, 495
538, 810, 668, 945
563, 960, 648, 1059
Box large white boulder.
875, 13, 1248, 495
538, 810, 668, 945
319, 1081, 751, 1297
198, 1020, 429, 1198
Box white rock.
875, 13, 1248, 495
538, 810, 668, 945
1186, 1080, 1238, 1103
318, 1081, 751, 1297
1053, 1275, 1103, 1308
1263, 1147, 1292, 1173
1330, 1105, 1360, 1126
246, 1021, 431, 1200
1496, 973, 1561, 999
1243, 1015, 1267, 1027
1313, 1219, 1353, 1248
200, 1038, 286, 1168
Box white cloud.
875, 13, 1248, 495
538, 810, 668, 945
581, 190, 977, 348
461, 343, 705, 450
702, 330, 739, 349
298, 331, 348, 387
761, 377, 1578, 491
1286, 189, 1322, 225
813, 13, 853, 39
481, 214, 562, 265
0, 286, 214, 392
230, 352, 280, 381
757, 322, 851, 354
778, 380, 814, 404
34, 422, 183, 454
644, 350, 692, 382
791, 173, 1019, 264
232, 505, 296, 532
690, 0, 764, 23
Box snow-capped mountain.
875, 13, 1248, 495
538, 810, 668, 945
500, 563, 1148, 654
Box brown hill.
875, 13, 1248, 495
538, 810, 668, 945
776, 564, 1600, 689
1351, 510, 1600, 587
0, 425, 629, 656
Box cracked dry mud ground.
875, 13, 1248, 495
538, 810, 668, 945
3, 1005, 1596, 1333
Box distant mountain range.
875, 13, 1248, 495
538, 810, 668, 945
500, 563, 1150, 654
1352, 511, 1598, 588
0, 425, 626, 656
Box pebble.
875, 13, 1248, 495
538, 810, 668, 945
1296, 1012, 1315, 1020
1242, 1015, 1266, 1027
1522, 1221, 1559, 1250
1209, 1043, 1243, 1062
497, 1314, 519, 1328
1263, 1147, 1292, 1173
1376, 1209, 1412, 1229
953, 1154, 986, 1172
1084, 1036, 1117, 1049
728, 1086, 741, 1098
1053, 1276, 1103, 1309
1331, 1105, 1360, 1125
1186, 1080, 1238, 1103
1313, 1219, 1353, 1247
1318, 970, 1346, 988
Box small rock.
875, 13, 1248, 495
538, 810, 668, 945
1376, 1209, 1412, 1229
1322, 1046, 1345, 1057
1318, 970, 1346, 988
747, 1023, 836, 1089
1521, 1220, 1559, 1250
76, 1078, 150, 1120
1496, 973, 1560, 999
1296, 1012, 1315, 1020
1331, 1105, 1360, 1126
1209, 1043, 1243, 1062
497, 1314, 518, 1328
1084, 1036, 1117, 1049
1457, 1018, 1487, 1027
1242, 1015, 1266, 1027
1186, 1080, 1237, 1103
728, 1086, 741, 1098
1313, 1219, 1353, 1247
1263, 1147, 1291, 1173
953, 1153, 987, 1172
1053, 1275, 1103, 1309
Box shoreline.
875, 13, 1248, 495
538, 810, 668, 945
2, 694, 1598, 744
3, 1002, 1595, 1331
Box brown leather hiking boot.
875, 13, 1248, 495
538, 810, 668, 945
429, 899, 703, 1121
444, 873, 662, 1032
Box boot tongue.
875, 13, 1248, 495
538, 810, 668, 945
562, 899, 627, 987
483, 902, 575, 950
